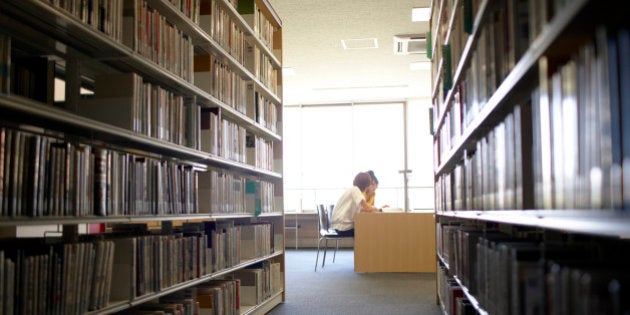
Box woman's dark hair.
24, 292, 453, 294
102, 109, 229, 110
353, 172, 373, 192
366, 170, 378, 185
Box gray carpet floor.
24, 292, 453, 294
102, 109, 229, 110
267, 249, 443, 315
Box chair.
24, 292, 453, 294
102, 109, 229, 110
314, 204, 353, 271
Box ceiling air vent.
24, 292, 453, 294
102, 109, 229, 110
393, 35, 426, 55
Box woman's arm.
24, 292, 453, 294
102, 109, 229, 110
359, 199, 380, 212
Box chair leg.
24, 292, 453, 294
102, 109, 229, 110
322, 238, 329, 269
315, 237, 322, 271
333, 239, 339, 262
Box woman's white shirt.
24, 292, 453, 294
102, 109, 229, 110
330, 186, 365, 231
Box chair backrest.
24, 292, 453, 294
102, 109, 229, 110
317, 204, 331, 234
327, 204, 334, 222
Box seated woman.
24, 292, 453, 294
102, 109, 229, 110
330, 172, 380, 237
364, 170, 389, 209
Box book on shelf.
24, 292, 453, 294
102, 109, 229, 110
10, 55, 54, 105
200, 107, 221, 156
197, 169, 246, 214
507, 0, 530, 75
204, 220, 237, 271
550, 69, 564, 209
504, 111, 516, 210
527, 0, 552, 45
442, 44, 453, 95
595, 26, 623, 209
76, 72, 142, 132
245, 87, 278, 133
239, 222, 272, 260
426, 31, 433, 59
108, 236, 137, 301
620, 28, 630, 209
537, 56, 554, 209
233, 267, 263, 306
196, 279, 240, 315
0, 34, 10, 94
0, 128, 4, 214
560, 60, 578, 209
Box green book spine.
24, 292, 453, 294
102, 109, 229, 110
429, 106, 435, 136
426, 31, 433, 59
442, 44, 453, 96
463, 0, 473, 34
237, 0, 256, 15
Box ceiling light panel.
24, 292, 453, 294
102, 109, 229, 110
410, 61, 431, 71
412, 7, 431, 22
341, 38, 378, 50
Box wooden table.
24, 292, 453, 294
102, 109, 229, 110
354, 211, 436, 272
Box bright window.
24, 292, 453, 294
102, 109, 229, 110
283, 100, 434, 212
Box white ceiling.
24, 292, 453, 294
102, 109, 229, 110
268, 0, 432, 105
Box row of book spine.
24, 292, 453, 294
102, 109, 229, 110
166, 0, 202, 24
77, 72, 193, 147
245, 180, 274, 216
1, 17, 279, 148
39, 0, 279, 100
435, 104, 527, 211
77, 69, 277, 170
531, 26, 630, 210
437, 264, 476, 315
246, 134, 274, 171
220, 118, 247, 163
111, 221, 276, 300
250, 90, 278, 133
433, 0, 521, 139
197, 169, 275, 215
75, 70, 277, 170
91, 147, 198, 217
0, 123, 279, 218
122, 0, 195, 82
432, 0, 566, 134
0, 238, 115, 315
437, 222, 630, 314
200, 0, 246, 65
41, 0, 125, 43
237, 0, 277, 52
436, 25, 630, 211
233, 261, 282, 307
0, 220, 276, 314
429, 0, 480, 113
194, 53, 249, 115
76, 69, 278, 170
120, 260, 282, 315
244, 44, 278, 95
109, 231, 211, 299
239, 223, 273, 260
199, 107, 277, 172
0, 126, 198, 218
201, 221, 275, 273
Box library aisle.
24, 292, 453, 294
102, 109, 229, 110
269, 249, 442, 315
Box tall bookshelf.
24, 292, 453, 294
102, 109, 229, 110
430, 0, 630, 314
0, 0, 284, 314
